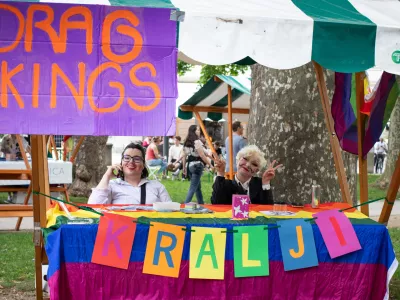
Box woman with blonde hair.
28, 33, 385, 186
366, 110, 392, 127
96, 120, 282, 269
211, 145, 282, 204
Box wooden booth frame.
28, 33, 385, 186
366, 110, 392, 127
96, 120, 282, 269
31, 65, 400, 300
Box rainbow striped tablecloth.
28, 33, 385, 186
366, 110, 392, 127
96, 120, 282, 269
43, 203, 398, 300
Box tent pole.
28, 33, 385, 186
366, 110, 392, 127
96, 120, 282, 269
313, 62, 352, 205
194, 111, 218, 156
69, 136, 85, 163
378, 153, 400, 224
355, 72, 369, 216
228, 85, 234, 180
31, 135, 50, 300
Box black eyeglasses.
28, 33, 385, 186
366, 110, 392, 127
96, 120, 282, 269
122, 155, 143, 163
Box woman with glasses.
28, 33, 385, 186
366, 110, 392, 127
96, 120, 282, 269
88, 143, 171, 204
211, 145, 282, 204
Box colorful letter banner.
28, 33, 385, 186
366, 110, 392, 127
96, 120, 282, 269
233, 226, 269, 277
232, 194, 250, 219
189, 227, 226, 280
313, 210, 361, 258
0, 2, 177, 136
91, 213, 136, 269
277, 219, 318, 271
143, 222, 185, 278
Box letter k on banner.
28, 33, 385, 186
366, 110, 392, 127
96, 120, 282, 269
92, 213, 136, 269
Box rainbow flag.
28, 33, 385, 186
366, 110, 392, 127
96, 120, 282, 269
331, 72, 399, 157
42, 204, 397, 300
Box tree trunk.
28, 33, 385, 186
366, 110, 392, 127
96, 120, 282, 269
68, 136, 108, 197
375, 75, 400, 189
247, 63, 357, 204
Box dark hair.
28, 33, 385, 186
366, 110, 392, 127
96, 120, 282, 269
175, 136, 181, 142
121, 142, 149, 179
152, 137, 160, 143
184, 125, 200, 148
214, 141, 221, 147
233, 121, 242, 132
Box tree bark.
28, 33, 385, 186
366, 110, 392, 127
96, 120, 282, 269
68, 136, 108, 197
247, 63, 357, 204
375, 75, 400, 189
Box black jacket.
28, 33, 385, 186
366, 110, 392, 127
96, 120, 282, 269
211, 176, 273, 205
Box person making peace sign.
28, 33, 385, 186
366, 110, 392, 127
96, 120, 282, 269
211, 145, 282, 205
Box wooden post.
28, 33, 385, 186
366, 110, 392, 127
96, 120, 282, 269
16, 135, 31, 170
356, 72, 369, 216
312, 62, 352, 205
70, 136, 84, 163
194, 111, 218, 156
31, 135, 50, 300
379, 153, 400, 224
49, 136, 59, 160
227, 85, 234, 180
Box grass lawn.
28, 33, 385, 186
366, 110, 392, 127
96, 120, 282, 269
0, 173, 399, 298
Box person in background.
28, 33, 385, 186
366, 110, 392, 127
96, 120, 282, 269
0, 134, 31, 160
168, 136, 183, 180
213, 141, 222, 157
211, 145, 282, 204
88, 143, 171, 204
146, 137, 168, 179
225, 121, 247, 173
182, 125, 213, 204
374, 137, 388, 173
142, 136, 152, 148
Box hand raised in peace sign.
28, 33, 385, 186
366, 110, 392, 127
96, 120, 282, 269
262, 160, 283, 185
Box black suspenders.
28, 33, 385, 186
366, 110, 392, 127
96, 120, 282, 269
140, 183, 147, 205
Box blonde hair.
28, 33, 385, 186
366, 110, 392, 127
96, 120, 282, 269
236, 145, 267, 169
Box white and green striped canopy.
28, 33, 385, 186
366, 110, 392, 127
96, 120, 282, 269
10, 0, 400, 74
178, 75, 251, 122
174, 0, 400, 75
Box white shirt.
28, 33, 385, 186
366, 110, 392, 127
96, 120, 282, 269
88, 178, 171, 205
168, 144, 183, 163
375, 141, 388, 154
235, 175, 251, 195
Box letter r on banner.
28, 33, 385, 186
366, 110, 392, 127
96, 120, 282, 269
153, 231, 177, 268
143, 222, 185, 278
277, 219, 318, 271
314, 210, 361, 259
91, 213, 136, 269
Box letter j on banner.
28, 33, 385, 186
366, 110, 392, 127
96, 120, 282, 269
190, 227, 226, 280
313, 210, 361, 259
143, 222, 185, 278
91, 213, 136, 269
277, 219, 318, 271
233, 225, 269, 277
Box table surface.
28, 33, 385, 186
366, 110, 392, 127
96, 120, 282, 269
42, 203, 398, 300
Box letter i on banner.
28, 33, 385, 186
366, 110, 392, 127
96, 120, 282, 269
143, 222, 185, 278
233, 226, 269, 277
91, 213, 136, 269
189, 227, 226, 280
277, 219, 318, 271
313, 210, 361, 258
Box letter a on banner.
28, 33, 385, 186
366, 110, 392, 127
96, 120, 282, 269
143, 222, 185, 278
277, 219, 318, 271
313, 210, 361, 258
189, 227, 226, 280
92, 213, 136, 269
233, 226, 269, 277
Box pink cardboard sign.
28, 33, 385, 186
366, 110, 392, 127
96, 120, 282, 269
313, 210, 361, 259
232, 194, 250, 219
